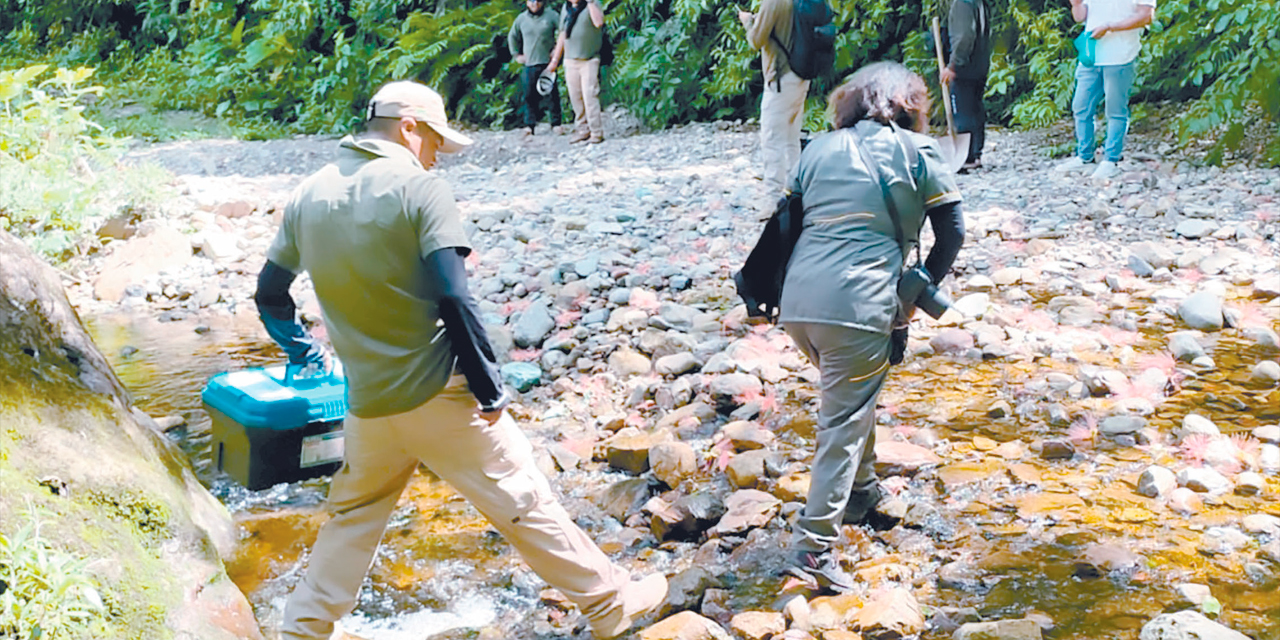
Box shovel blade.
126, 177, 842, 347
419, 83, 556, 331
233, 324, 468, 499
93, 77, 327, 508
935, 132, 972, 174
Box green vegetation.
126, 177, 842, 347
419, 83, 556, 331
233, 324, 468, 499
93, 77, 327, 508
0, 0, 1277, 160
0, 512, 106, 640
0, 64, 169, 261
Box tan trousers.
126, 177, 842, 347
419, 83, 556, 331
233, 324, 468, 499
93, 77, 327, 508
564, 57, 603, 138
280, 378, 631, 639
759, 71, 810, 193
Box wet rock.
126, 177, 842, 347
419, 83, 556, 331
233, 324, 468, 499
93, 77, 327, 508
650, 442, 697, 488
853, 587, 924, 639
1169, 333, 1206, 363
874, 441, 941, 476
1173, 583, 1212, 608
709, 373, 763, 412
596, 477, 653, 520
1177, 291, 1224, 331
500, 362, 542, 392
153, 414, 187, 432
931, 328, 975, 354
722, 421, 775, 451
1234, 472, 1266, 497
198, 232, 244, 263
1177, 467, 1231, 493
513, 301, 556, 348
1129, 241, 1176, 270
938, 561, 983, 591
1254, 425, 1280, 444
774, 473, 810, 502
708, 490, 781, 537
606, 431, 661, 474
1242, 514, 1280, 536
726, 450, 775, 489
1138, 611, 1250, 640
1261, 445, 1280, 473
1179, 414, 1220, 437
729, 611, 785, 640
655, 353, 701, 376
952, 293, 990, 318
1137, 466, 1176, 498
1167, 487, 1202, 514
1100, 415, 1146, 436
1175, 219, 1217, 239
609, 349, 652, 377
1074, 543, 1141, 578
1250, 360, 1280, 386
1040, 439, 1075, 460
952, 619, 1043, 640
640, 611, 732, 640
93, 224, 194, 301
809, 594, 862, 631
651, 493, 726, 541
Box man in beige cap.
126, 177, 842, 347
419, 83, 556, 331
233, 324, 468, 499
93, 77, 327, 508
255, 80, 667, 640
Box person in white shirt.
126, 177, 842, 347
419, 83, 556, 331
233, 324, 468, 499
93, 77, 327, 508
1053, 0, 1156, 180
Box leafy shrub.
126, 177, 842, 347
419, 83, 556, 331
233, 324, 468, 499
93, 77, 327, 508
0, 64, 168, 260
1, 0, 1276, 163
0, 515, 106, 640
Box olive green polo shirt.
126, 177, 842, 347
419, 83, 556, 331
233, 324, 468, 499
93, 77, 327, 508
509, 8, 560, 66
560, 1, 603, 60
780, 122, 963, 334
267, 135, 472, 418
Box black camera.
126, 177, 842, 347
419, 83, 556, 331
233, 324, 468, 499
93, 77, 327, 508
897, 266, 952, 319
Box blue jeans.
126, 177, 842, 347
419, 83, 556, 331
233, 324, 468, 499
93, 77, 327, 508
1072, 61, 1136, 163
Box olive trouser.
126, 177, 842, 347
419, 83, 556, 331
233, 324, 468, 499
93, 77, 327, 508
280, 378, 631, 639
783, 322, 890, 554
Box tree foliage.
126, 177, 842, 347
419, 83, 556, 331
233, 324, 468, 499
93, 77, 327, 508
0, 0, 1275, 162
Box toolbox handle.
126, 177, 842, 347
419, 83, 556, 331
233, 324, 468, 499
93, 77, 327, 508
283, 362, 334, 388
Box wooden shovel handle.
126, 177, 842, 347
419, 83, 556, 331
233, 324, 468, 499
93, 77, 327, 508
931, 16, 958, 137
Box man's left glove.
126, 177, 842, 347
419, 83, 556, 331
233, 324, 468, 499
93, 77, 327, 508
889, 325, 909, 366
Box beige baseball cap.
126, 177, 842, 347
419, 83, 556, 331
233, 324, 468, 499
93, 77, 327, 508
366, 81, 473, 154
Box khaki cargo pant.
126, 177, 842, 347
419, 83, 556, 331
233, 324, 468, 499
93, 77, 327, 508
760, 71, 810, 193
280, 378, 631, 639
564, 57, 603, 138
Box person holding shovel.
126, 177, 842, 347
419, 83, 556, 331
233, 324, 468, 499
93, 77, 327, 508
509, 0, 563, 136
939, 0, 991, 173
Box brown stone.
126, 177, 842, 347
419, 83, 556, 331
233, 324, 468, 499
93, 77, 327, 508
722, 420, 776, 451
650, 441, 697, 488
606, 431, 661, 474
873, 441, 941, 476
774, 473, 810, 502
709, 489, 781, 537
726, 449, 771, 489
640, 611, 733, 640
851, 587, 924, 638
214, 200, 255, 219
729, 611, 786, 640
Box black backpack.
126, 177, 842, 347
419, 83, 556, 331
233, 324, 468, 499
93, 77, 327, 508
772, 0, 836, 81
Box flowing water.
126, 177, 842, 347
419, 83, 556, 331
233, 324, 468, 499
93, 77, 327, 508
86, 305, 1280, 639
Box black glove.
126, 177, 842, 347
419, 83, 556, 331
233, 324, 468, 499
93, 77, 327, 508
889, 325, 908, 366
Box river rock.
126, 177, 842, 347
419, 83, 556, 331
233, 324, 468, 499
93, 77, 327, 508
513, 301, 556, 347
1234, 472, 1266, 497
1177, 467, 1231, 494
1173, 583, 1212, 608
774, 473, 810, 502
1129, 241, 1176, 269
198, 231, 243, 263
1169, 333, 1206, 362
932, 328, 976, 354
708, 489, 780, 537
853, 587, 924, 639
1040, 438, 1075, 460
709, 373, 763, 412
729, 612, 786, 640
1177, 291, 1224, 331
1138, 466, 1177, 498
596, 477, 653, 520
1179, 414, 1220, 437
650, 441, 697, 488
610, 349, 652, 377
1167, 487, 1202, 514
1254, 425, 1280, 444
722, 420, 775, 451
1100, 415, 1145, 436
726, 450, 773, 489
874, 441, 941, 476
640, 611, 732, 640
500, 362, 542, 392
1242, 513, 1280, 535
1242, 327, 1280, 351
953, 293, 990, 318
953, 619, 1043, 640
1138, 611, 1250, 640
1250, 360, 1280, 386
656, 352, 701, 376
606, 431, 661, 474
1175, 219, 1216, 239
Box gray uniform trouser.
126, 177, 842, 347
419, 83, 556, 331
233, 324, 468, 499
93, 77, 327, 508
783, 321, 890, 554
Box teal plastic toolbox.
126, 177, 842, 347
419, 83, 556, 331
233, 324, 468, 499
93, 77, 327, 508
202, 364, 346, 490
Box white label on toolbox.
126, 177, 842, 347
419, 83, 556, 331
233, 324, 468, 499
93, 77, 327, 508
300, 431, 345, 468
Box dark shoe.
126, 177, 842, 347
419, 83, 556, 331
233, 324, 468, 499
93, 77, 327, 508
958, 158, 982, 174
841, 484, 884, 525
785, 551, 853, 592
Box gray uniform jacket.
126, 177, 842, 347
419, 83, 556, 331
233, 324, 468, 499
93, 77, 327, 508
780, 121, 962, 334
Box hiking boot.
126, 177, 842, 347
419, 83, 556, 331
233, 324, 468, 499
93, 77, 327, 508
841, 485, 884, 525
785, 551, 853, 593
1090, 160, 1119, 181
569, 131, 591, 144
589, 573, 669, 639
1053, 156, 1095, 172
